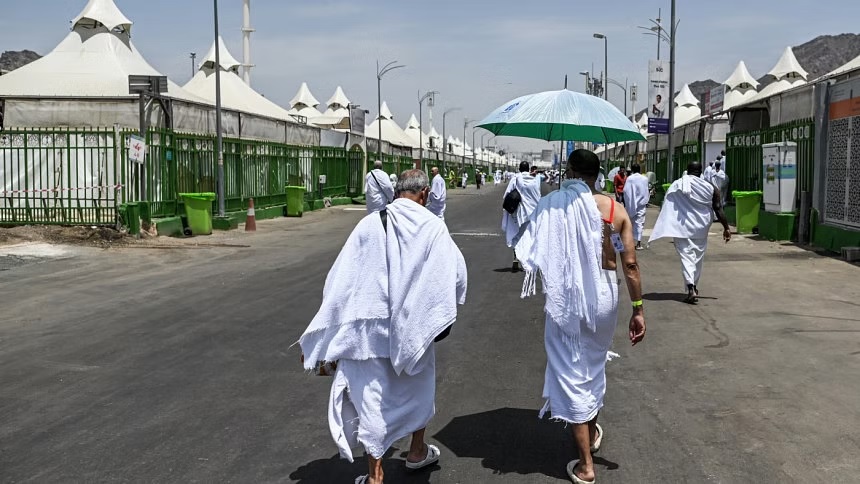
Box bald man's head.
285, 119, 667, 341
687, 161, 703, 177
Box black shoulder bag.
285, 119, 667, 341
503, 188, 522, 214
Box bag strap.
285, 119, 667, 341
379, 208, 388, 232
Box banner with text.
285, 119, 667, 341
647, 59, 670, 134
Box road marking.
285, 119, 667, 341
450, 232, 500, 237
343, 208, 366, 211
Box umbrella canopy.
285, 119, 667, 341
477, 89, 644, 144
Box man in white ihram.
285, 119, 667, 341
649, 161, 731, 304
299, 170, 467, 484
364, 160, 394, 214
623, 163, 651, 250
427, 166, 447, 220
712, 160, 729, 207
516, 149, 645, 484
502, 161, 543, 272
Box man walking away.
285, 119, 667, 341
623, 163, 650, 250
613, 167, 627, 205
502, 161, 543, 272
299, 169, 468, 484
516, 149, 646, 484
649, 161, 731, 304
427, 167, 447, 220
712, 161, 729, 208
365, 160, 395, 214
703, 159, 716, 184
461, 170, 468, 189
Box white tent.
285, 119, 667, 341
402, 114, 423, 147
288, 82, 324, 123
313, 86, 351, 130
424, 125, 441, 150
365, 101, 416, 147
674, 84, 701, 128
0, 0, 200, 103
824, 53, 860, 79
749, 47, 808, 102
723, 61, 759, 110
183, 37, 291, 121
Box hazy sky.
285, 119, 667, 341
1, 0, 858, 152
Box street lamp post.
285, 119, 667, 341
442, 107, 460, 170
606, 78, 629, 116
593, 33, 608, 101
419, 90, 439, 166
190, 52, 197, 77
668, 0, 677, 179
579, 71, 591, 95
213, 0, 225, 217
463, 119, 474, 170
377, 60, 405, 167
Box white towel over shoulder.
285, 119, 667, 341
650, 175, 715, 242
299, 198, 467, 376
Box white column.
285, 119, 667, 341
242, 0, 254, 85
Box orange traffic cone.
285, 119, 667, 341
245, 198, 257, 232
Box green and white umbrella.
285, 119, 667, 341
477, 89, 645, 144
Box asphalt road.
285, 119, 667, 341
1, 183, 859, 483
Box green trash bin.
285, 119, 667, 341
179, 192, 216, 235
733, 191, 763, 234
285, 186, 306, 217
125, 202, 141, 236
662, 183, 672, 193
605, 180, 614, 193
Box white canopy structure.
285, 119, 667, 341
365, 101, 416, 147
402, 114, 422, 147
750, 47, 808, 102
183, 37, 291, 121
0, 0, 200, 102
723, 61, 759, 110
288, 82, 323, 123
313, 86, 352, 130
674, 84, 701, 127
823, 53, 860, 79
424, 125, 441, 150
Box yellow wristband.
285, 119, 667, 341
631, 300, 643, 308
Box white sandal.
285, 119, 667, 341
590, 424, 604, 453
566, 460, 596, 484
354, 475, 368, 484
405, 444, 440, 470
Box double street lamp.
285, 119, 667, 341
377, 60, 405, 166
593, 33, 608, 101
418, 90, 439, 164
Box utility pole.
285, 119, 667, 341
667, 0, 677, 179
213, 0, 225, 217
190, 52, 196, 77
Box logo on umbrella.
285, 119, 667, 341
502, 102, 520, 113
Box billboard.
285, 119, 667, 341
704, 84, 725, 116
647, 59, 670, 134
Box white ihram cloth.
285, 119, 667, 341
502, 173, 542, 249
623, 173, 650, 242
649, 175, 715, 288
364, 169, 394, 214
712, 170, 729, 207
427, 174, 447, 219
703, 164, 715, 184
516, 180, 618, 423
299, 198, 467, 461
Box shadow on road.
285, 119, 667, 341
493, 267, 518, 273
433, 407, 619, 481
289, 447, 435, 483
643, 292, 719, 303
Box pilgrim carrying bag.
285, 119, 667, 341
503, 188, 522, 214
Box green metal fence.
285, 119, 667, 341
0, 127, 128, 225
726, 118, 814, 203
2, 126, 361, 226
673, 141, 701, 180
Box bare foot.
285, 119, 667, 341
573, 462, 596, 482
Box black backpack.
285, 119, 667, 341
503, 188, 522, 214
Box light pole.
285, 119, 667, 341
638, 9, 669, 61
190, 52, 197, 77
442, 107, 460, 167
593, 33, 608, 101
606, 78, 628, 115
579, 71, 591, 95
377, 60, 405, 166
463, 119, 473, 170
418, 90, 439, 166
668, 0, 677, 179
213, 0, 225, 217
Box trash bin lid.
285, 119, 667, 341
179, 192, 217, 201
731, 190, 763, 198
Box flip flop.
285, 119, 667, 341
566, 460, 596, 484
354, 475, 368, 484
405, 444, 440, 470
590, 424, 603, 453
